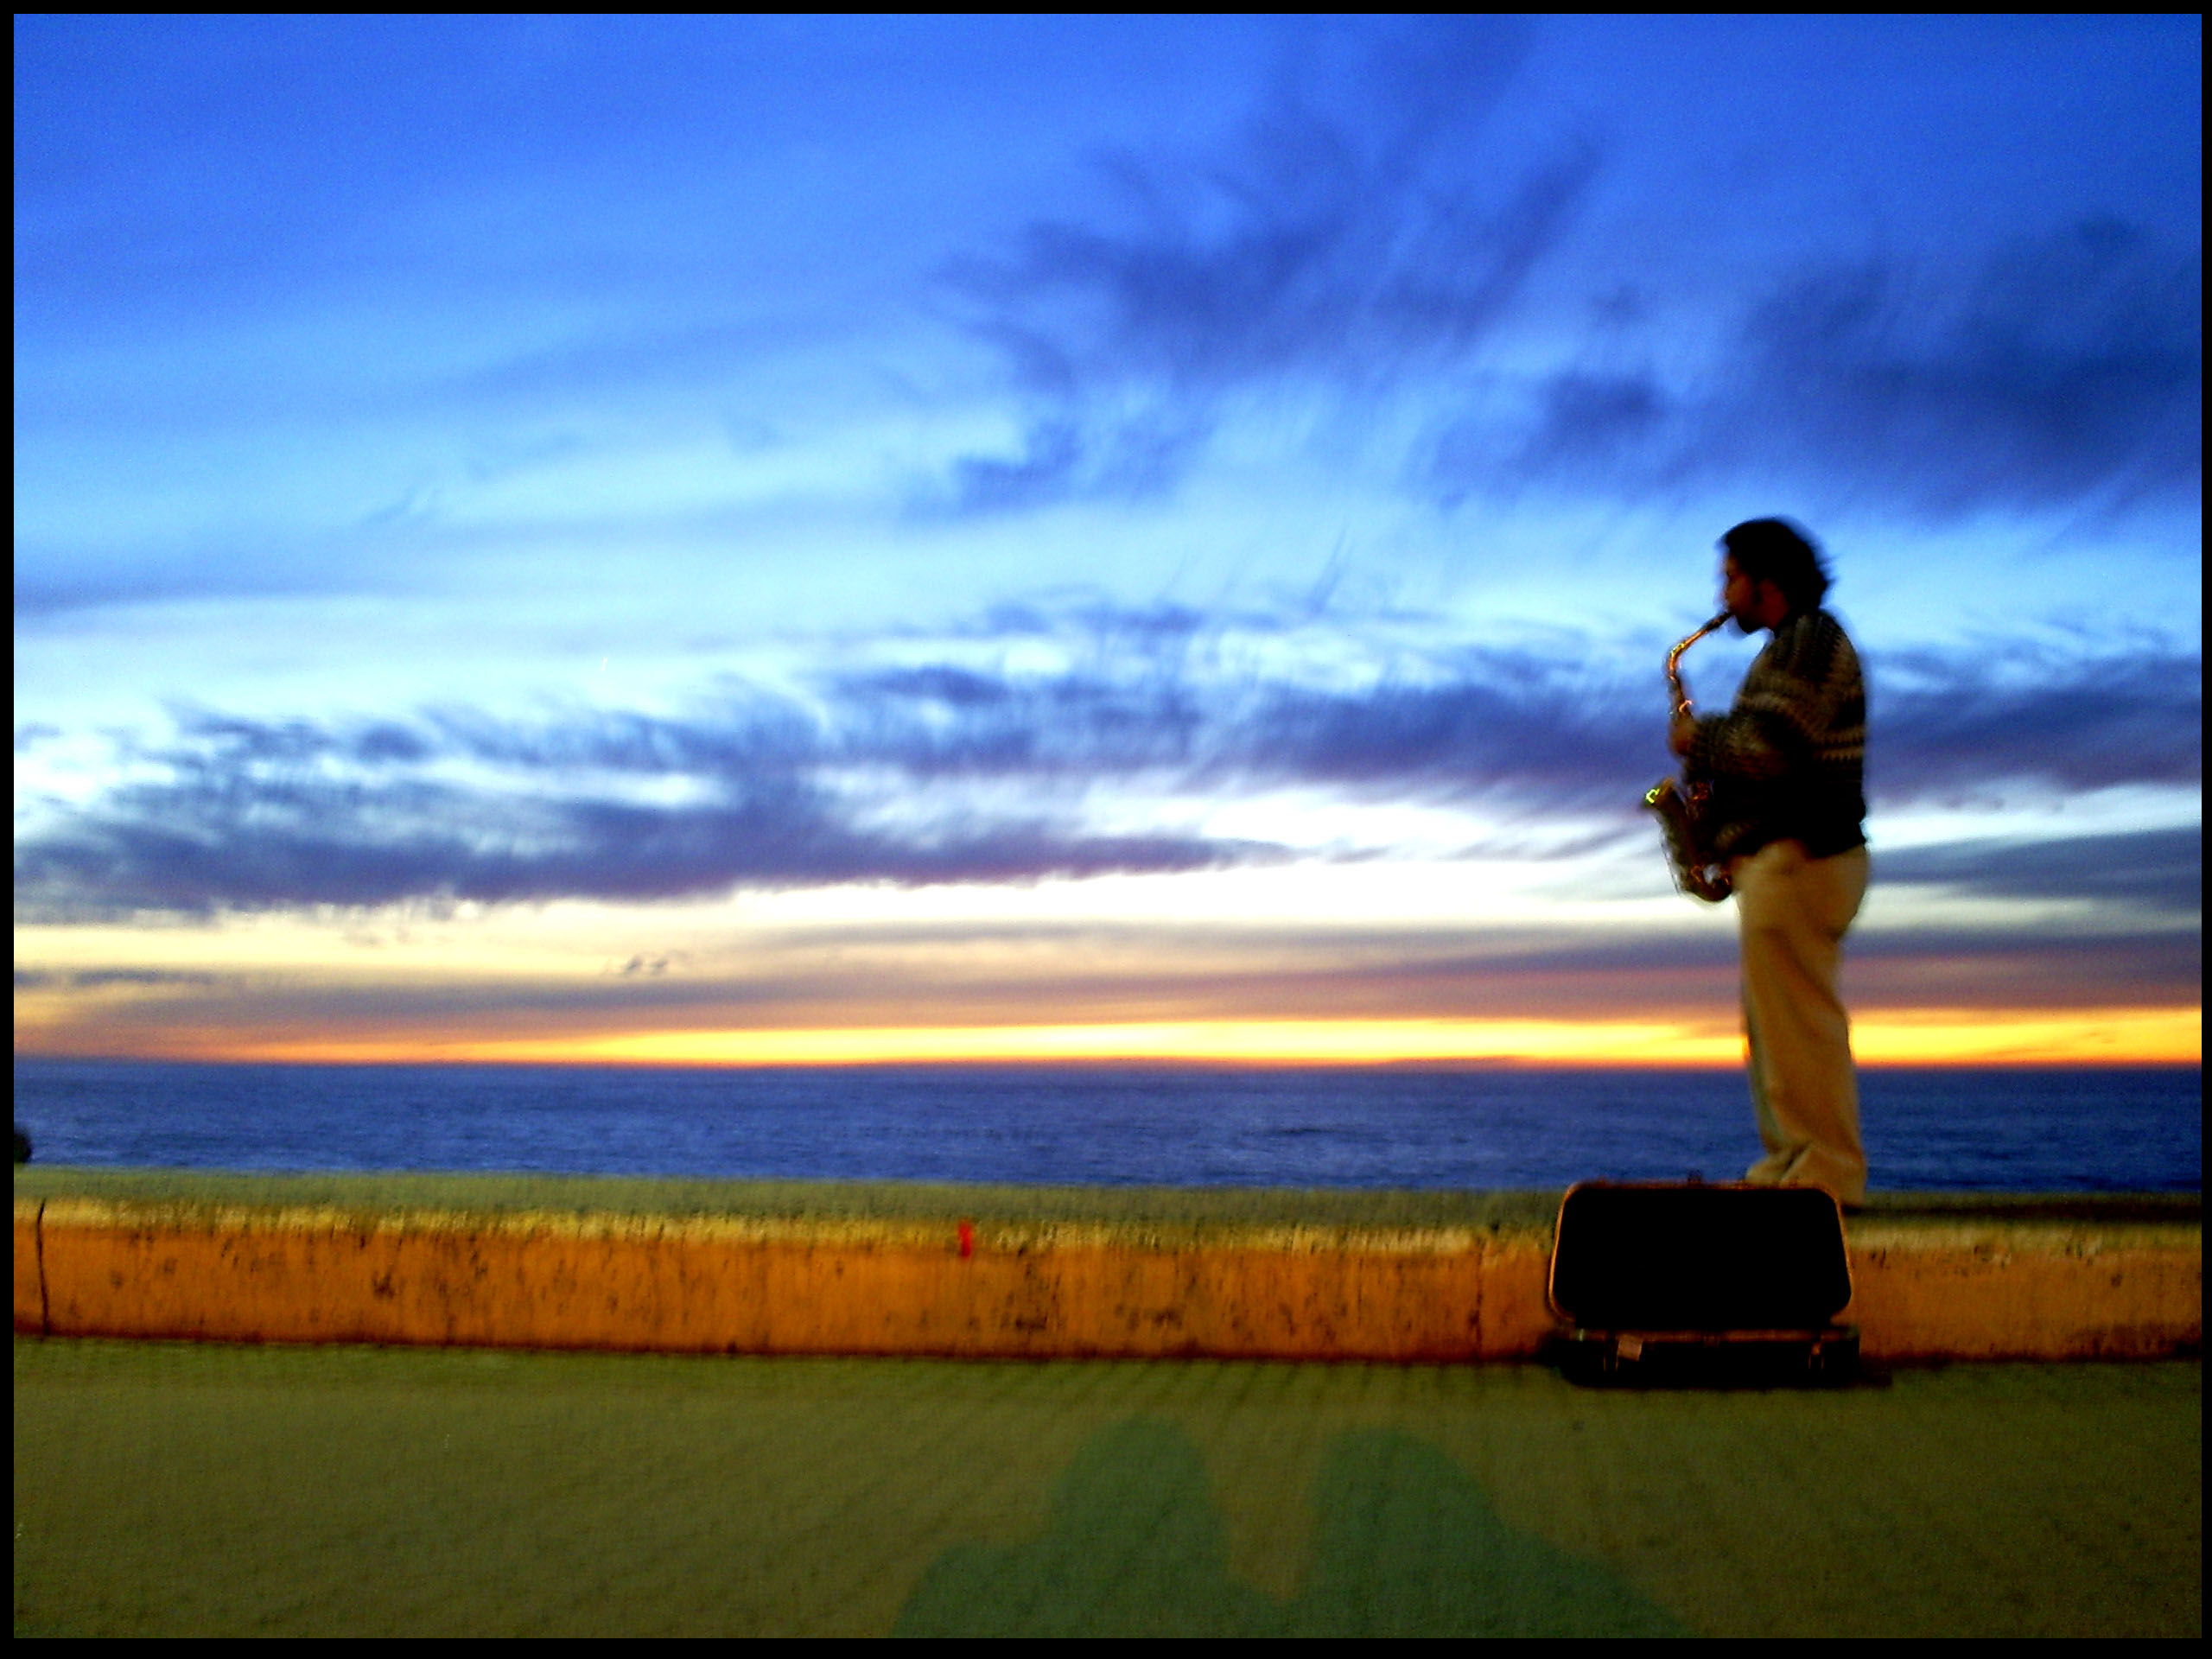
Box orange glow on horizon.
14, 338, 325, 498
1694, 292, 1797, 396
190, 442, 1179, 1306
28, 1007, 2197, 1068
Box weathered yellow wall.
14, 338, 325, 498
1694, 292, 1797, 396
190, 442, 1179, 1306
14, 1210, 46, 1334
15, 1195, 2198, 1361
1843, 1219, 2202, 1360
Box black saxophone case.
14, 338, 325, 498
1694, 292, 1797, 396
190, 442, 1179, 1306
1547, 1181, 1859, 1386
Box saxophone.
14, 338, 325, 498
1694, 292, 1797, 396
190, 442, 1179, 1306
1645, 613, 1733, 903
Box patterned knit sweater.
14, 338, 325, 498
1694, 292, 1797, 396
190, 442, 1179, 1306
1685, 608, 1866, 861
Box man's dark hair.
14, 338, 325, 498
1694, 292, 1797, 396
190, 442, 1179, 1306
1719, 518, 1831, 613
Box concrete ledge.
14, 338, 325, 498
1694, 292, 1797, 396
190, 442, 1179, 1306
12, 1169, 2200, 1362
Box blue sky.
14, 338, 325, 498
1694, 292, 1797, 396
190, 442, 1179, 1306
13, 16, 2201, 1064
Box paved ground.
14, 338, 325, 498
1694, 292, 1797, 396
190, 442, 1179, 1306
12, 1338, 2200, 1637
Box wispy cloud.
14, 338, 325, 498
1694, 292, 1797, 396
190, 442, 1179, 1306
14, 967, 228, 990
927, 18, 1593, 513
13, 766, 1271, 919
936, 19, 2196, 526
14, 600, 2196, 918
18, 918, 2196, 1058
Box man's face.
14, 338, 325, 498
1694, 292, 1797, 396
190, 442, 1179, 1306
1721, 556, 1774, 632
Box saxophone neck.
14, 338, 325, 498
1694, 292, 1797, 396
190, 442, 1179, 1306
1665, 612, 1732, 713
1683, 611, 1731, 652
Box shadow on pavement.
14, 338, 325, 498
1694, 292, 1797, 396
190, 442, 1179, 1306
894, 1418, 1685, 1637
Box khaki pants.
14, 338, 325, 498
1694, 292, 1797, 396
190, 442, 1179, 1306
1732, 839, 1870, 1206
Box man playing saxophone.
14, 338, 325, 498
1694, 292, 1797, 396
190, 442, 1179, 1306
1669, 518, 1870, 1208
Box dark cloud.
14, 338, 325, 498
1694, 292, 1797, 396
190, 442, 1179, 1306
14, 771, 1268, 919
1872, 642, 2201, 796
15, 968, 226, 990
934, 15, 2193, 525
21, 652, 1291, 916
1445, 218, 2202, 515
927, 18, 1593, 512
14, 605, 2195, 918
1284, 917, 2200, 1003
1874, 828, 2201, 915
1278, 925, 2202, 1018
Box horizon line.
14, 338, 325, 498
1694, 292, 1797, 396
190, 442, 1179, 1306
11, 1007, 2199, 1069
11, 1054, 2203, 1071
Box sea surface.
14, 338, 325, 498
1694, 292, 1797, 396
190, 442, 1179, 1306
10, 1059, 2200, 1192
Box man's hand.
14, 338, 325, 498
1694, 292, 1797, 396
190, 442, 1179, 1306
1669, 713, 1697, 758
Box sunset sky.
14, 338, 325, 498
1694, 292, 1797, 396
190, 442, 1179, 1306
14, 15, 2202, 1067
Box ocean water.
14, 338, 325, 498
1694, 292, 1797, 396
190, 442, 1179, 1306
10, 1058, 2200, 1193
